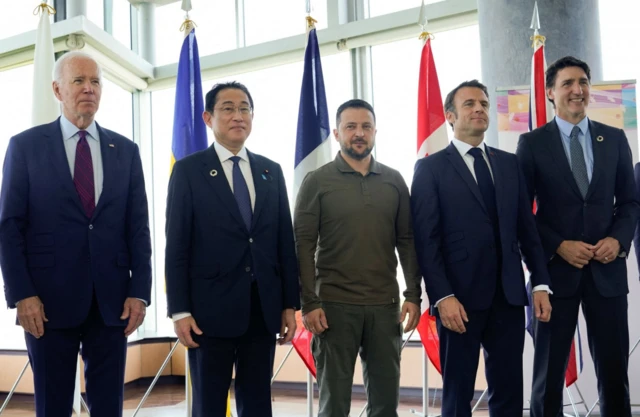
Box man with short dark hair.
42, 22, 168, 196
295, 99, 422, 417
517, 56, 638, 417
165, 81, 299, 417
0, 51, 152, 417
412, 80, 551, 416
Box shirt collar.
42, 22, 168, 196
451, 137, 488, 157
555, 115, 590, 137
334, 152, 381, 174
214, 140, 249, 163
60, 114, 99, 141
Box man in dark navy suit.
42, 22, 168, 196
517, 56, 638, 417
0, 51, 152, 417
165, 81, 300, 417
411, 80, 552, 416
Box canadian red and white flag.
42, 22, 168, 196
415, 35, 447, 374
417, 37, 448, 158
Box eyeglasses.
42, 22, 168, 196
216, 105, 253, 116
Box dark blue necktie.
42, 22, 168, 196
229, 156, 252, 231
468, 147, 498, 225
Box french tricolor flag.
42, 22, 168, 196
293, 27, 332, 198
291, 24, 331, 379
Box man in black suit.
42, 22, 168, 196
517, 56, 639, 417
165, 81, 300, 417
412, 80, 551, 416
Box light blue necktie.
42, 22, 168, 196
569, 126, 589, 198
229, 156, 252, 230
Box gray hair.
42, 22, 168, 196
52, 51, 102, 84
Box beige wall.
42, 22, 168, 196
0, 343, 487, 394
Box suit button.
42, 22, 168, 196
584, 203, 588, 207
249, 238, 253, 243
89, 224, 93, 230
245, 266, 251, 272
489, 244, 495, 249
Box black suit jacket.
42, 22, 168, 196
164, 145, 300, 338
412, 143, 550, 311
516, 119, 639, 298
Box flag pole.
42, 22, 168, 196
304, 4, 316, 416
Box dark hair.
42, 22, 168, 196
443, 80, 489, 129
204, 81, 254, 113
336, 99, 376, 126
545, 56, 591, 106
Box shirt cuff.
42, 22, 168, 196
532, 284, 553, 295
172, 312, 192, 322
434, 294, 454, 308
136, 298, 148, 306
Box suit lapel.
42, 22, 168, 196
202, 146, 247, 230
248, 151, 270, 229
486, 146, 504, 216
46, 118, 85, 214
445, 143, 488, 215
544, 121, 584, 199
92, 123, 115, 220
585, 120, 603, 200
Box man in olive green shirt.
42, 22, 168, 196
294, 99, 422, 417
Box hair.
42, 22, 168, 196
335, 99, 376, 126
545, 56, 591, 106
443, 80, 489, 129
53, 51, 102, 84
204, 81, 254, 113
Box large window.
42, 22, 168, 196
599, 0, 640, 82
151, 52, 351, 334
244, 0, 328, 46
0, 65, 35, 349
86, 0, 106, 30
98, 78, 133, 139
154, 1, 237, 66
0, 2, 49, 40
112, 0, 132, 49
368, 0, 445, 19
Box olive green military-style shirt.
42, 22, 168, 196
294, 152, 422, 314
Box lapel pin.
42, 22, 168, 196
262, 169, 272, 181
596, 135, 604, 142
108, 144, 115, 148
210, 169, 218, 177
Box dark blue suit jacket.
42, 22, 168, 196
517, 120, 639, 297
0, 118, 152, 329
633, 162, 640, 276
164, 145, 300, 338
411, 143, 550, 311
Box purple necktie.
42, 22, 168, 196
73, 130, 95, 218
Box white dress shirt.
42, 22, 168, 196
172, 141, 256, 322
434, 138, 550, 308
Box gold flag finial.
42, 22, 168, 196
419, 31, 434, 41
33, 2, 56, 16
180, 18, 197, 33
530, 34, 546, 48
306, 15, 317, 30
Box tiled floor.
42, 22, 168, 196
0, 384, 489, 416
